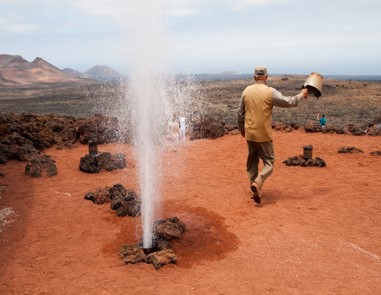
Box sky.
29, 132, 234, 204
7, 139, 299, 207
1, 0, 381, 75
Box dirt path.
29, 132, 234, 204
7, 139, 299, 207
1, 130, 380, 294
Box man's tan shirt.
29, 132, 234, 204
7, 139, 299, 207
238, 80, 304, 142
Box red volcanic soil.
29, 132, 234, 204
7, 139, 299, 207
1, 131, 381, 294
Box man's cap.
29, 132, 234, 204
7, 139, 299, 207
254, 65, 267, 76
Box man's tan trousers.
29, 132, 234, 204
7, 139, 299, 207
246, 140, 275, 187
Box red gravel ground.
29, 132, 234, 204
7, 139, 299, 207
1, 130, 380, 294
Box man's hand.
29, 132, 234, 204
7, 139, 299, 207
300, 88, 308, 98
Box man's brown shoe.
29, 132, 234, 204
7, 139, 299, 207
250, 182, 261, 204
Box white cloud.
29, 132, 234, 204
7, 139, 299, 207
70, 0, 200, 20
232, 0, 290, 10
0, 15, 38, 33
4, 23, 38, 32
163, 0, 199, 16
0, 0, 52, 4
70, 0, 122, 18
166, 7, 198, 17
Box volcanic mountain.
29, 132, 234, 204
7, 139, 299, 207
85, 65, 124, 81
0, 54, 89, 85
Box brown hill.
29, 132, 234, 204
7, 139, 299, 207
0, 54, 28, 67
0, 54, 89, 85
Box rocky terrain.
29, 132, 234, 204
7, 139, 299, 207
1, 53, 380, 133
1, 53, 380, 130
1, 74, 380, 173
1, 74, 380, 130
195, 75, 381, 129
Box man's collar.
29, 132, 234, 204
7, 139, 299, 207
255, 80, 267, 85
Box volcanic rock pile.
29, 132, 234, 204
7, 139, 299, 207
365, 126, 381, 136
79, 151, 127, 173
25, 154, 57, 177
84, 185, 186, 269
120, 217, 186, 269
0, 112, 132, 165
84, 183, 141, 217
0, 112, 80, 164
272, 121, 299, 132
283, 155, 326, 167
344, 124, 367, 136
77, 114, 131, 144
303, 121, 345, 134
190, 117, 228, 140
303, 121, 381, 136
338, 146, 364, 153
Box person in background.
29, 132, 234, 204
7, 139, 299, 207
317, 113, 327, 128
179, 114, 186, 141
237, 65, 308, 205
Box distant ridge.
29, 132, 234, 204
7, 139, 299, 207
325, 75, 381, 82
192, 73, 381, 82
0, 54, 125, 85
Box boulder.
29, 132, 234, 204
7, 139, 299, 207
154, 217, 186, 240
25, 154, 57, 177
345, 124, 365, 136
120, 244, 147, 264
79, 152, 126, 173
119, 245, 177, 269
110, 187, 141, 217
304, 121, 321, 133
77, 114, 120, 144
338, 146, 364, 153
146, 249, 177, 269
79, 154, 101, 173
190, 117, 226, 140
84, 187, 111, 204
97, 152, 126, 171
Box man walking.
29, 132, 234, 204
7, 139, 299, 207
237, 65, 308, 205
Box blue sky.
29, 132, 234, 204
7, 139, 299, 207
1, 0, 381, 75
